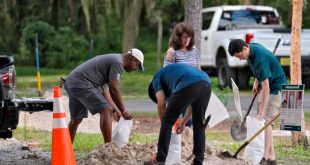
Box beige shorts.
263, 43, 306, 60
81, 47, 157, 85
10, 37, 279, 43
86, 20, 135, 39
258, 91, 281, 124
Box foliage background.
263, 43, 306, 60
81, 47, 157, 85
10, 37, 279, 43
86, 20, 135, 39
0, 0, 309, 70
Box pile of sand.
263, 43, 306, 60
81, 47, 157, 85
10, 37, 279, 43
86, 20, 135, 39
181, 128, 251, 164
77, 142, 157, 165
78, 128, 252, 165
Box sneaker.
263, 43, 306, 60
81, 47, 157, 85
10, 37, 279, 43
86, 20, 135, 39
143, 154, 165, 165
259, 157, 267, 165
267, 159, 277, 165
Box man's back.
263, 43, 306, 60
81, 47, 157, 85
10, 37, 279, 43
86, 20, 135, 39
69, 54, 123, 87
249, 43, 287, 94
152, 64, 210, 97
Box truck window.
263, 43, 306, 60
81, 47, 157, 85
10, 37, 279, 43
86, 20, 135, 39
202, 11, 214, 30
218, 9, 279, 30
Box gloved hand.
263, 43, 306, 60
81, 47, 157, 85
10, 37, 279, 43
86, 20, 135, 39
176, 123, 185, 134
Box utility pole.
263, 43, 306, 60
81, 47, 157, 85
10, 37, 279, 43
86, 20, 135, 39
290, 0, 309, 148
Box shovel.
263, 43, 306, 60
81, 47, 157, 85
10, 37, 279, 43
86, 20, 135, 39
230, 91, 258, 141
221, 113, 280, 159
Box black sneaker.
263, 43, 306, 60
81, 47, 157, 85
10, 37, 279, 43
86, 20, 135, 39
259, 157, 267, 165
267, 159, 277, 165
143, 155, 165, 165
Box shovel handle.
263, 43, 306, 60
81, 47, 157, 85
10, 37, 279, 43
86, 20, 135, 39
272, 38, 281, 55
240, 92, 258, 128
234, 113, 280, 158
204, 115, 212, 128
240, 84, 262, 128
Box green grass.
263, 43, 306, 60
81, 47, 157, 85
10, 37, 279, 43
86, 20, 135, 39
13, 127, 102, 153
274, 137, 310, 162
72, 133, 103, 152
206, 131, 243, 152
132, 112, 158, 118
13, 127, 52, 151
129, 134, 158, 144
16, 66, 70, 76
12, 127, 157, 155
205, 130, 310, 163
15, 65, 233, 100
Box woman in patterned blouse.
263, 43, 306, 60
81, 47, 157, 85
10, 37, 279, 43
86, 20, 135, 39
163, 22, 201, 127
164, 22, 200, 69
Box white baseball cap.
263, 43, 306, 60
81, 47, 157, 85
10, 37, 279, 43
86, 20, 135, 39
128, 48, 144, 71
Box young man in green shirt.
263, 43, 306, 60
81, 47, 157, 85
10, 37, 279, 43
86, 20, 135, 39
228, 39, 287, 165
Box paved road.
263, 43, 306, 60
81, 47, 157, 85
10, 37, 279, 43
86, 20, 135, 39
124, 93, 310, 114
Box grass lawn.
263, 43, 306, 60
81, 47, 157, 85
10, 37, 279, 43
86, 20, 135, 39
15, 65, 233, 101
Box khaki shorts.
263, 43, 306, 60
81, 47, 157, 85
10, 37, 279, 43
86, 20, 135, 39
258, 91, 281, 124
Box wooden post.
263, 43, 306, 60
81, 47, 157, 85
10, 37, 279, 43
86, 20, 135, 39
156, 13, 163, 70
290, 0, 309, 148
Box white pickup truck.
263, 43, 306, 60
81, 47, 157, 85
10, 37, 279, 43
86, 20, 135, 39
200, 5, 310, 89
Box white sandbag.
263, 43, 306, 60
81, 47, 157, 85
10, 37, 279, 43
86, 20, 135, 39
205, 92, 229, 128
112, 117, 133, 146
166, 132, 181, 165
243, 116, 265, 164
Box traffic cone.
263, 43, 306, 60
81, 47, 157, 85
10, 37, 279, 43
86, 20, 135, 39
51, 86, 76, 165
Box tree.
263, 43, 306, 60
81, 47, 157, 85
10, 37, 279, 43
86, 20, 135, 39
145, 0, 164, 69
81, 0, 91, 33
68, 0, 77, 29
290, 0, 309, 148
50, 0, 59, 30
121, 0, 143, 52
184, 0, 202, 53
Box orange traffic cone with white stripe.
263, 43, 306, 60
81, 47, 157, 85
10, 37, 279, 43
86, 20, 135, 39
51, 86, 76, 165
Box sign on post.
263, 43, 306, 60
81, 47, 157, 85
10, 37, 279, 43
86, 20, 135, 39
280, 84, 305, 131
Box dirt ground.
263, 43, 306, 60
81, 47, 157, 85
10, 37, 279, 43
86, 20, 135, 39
76, 114, 252, 165
0, 113, 248, 165
2, 92, 308, 164
77, 127, 252, 165
0, 138, 50, 164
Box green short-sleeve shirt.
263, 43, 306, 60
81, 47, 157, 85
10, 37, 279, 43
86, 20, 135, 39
248, 43, 287, 94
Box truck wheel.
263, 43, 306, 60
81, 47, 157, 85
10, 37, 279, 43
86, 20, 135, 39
217, 59, 236, 89
237, 68, 250, 89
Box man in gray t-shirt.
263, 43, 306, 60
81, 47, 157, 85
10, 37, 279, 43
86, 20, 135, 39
64, 48, 144, 143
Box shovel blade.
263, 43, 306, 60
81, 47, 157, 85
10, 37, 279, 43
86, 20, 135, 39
220, 151, 237, 159
230, 123, 247, 141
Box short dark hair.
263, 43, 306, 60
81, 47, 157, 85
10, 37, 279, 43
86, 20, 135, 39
228, 39, 248, 56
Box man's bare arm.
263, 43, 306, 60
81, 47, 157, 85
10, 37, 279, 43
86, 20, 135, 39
109, 80, 132, 119
256, 79, 269, 120
156, 90, 166, 122
102, 85, 121, 121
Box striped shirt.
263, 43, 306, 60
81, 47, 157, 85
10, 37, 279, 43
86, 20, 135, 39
163, 47, 200, 68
